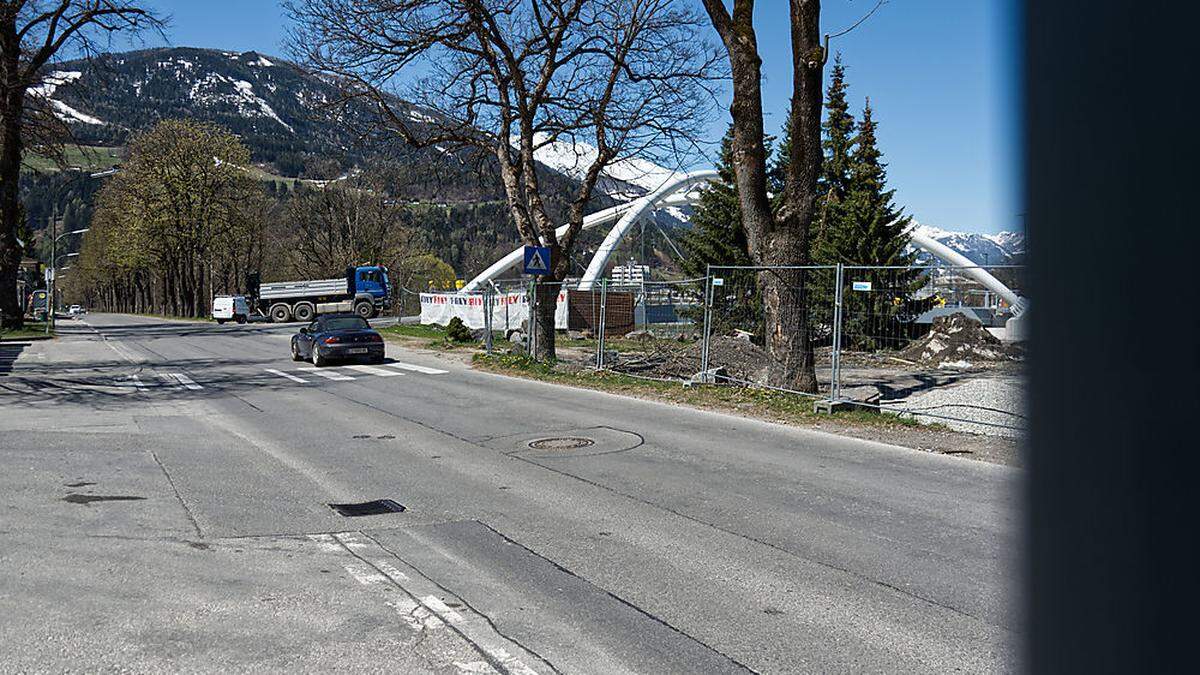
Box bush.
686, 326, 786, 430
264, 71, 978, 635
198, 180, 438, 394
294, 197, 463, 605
446, 316, 473, 343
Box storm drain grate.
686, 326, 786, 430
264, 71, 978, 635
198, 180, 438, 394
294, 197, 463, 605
528, 437, 595, 450
328, 499, 407, 517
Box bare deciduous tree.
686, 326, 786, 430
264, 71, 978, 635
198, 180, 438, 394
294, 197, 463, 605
702, 0, 823, 391
285, 0, 722, 358
0, 0, 162, 328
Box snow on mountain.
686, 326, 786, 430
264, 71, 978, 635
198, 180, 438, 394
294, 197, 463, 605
529, 134, 687, 198
911, 223, 1025, 265
28, 70, 105, 125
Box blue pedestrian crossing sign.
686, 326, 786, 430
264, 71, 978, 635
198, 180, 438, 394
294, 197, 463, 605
523, 245, 552, 276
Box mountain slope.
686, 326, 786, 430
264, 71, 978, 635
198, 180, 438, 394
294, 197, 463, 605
912, 224, 1026, 265
26, 47, 1023, 278
42, 47, 409, 177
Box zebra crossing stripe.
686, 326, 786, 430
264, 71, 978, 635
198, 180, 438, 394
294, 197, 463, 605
384, 361, 448, 375
345, 364, 401, 377
170, 373, 203, 390
297, 367, 355, 381
266, 368, 308, 383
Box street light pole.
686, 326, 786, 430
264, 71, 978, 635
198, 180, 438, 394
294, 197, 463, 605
47, 205, 56, 334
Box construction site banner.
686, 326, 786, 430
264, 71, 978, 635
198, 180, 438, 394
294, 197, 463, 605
419, 290, 569, 331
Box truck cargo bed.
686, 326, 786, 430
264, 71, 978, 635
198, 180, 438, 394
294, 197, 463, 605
259, 278, 348, 300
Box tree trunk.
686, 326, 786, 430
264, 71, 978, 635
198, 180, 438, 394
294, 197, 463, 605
759, 268, 818, 391
759, 0, 823, 392
703, 0, 823, 392
533, 280, 558, 361
0, 51, 25, 329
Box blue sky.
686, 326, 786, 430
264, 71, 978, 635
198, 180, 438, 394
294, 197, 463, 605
137, 1, 1018, 234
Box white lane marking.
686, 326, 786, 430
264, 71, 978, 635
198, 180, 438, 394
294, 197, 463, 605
336, 533, 371, 549
345, 364, 401, 377
384, 361, 448, 375
387, 598, 446, 630
453, 662, 498, 674
484, 647, 540, 675
343, 562, 388, 585
171, 372, 203, 390
421, 595, 467, 625
158, 373, 180, 389
374, 560, 411, 582
297, 367, 355, 381
265, 368, 308, 383
114, 375, 148, 391
307, 534, 342, 552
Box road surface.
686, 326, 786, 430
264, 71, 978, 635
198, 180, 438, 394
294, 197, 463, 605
0, 314, 1018, 672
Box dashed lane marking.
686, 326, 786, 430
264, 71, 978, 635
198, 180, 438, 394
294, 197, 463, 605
265, 368, 309, 383
384, 361, 448, 375
297, 367, 355, 381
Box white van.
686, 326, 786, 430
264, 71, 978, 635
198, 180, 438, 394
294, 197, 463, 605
213, 295, 250, 324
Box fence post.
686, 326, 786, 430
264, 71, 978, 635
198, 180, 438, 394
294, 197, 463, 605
830, 263, 845, 402
701, 265, 714, 377
483, 289, 493, 355
528, 277, 537, 360
597, 278, 608, 369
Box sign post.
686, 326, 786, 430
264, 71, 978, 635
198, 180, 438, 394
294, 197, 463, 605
523, 246, 552, 359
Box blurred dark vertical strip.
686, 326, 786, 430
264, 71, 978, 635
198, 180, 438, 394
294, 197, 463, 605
1026, 1, 1198, 671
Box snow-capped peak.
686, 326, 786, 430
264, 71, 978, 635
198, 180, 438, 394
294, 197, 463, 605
527, 133, 686, 196
911, 221, 1025, 264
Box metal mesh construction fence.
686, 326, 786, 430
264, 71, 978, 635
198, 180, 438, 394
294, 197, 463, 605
417, 263, 1026, 436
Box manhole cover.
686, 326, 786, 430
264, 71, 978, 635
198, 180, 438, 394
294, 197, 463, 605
528, 437, 595, 450
329, 499, 407, 517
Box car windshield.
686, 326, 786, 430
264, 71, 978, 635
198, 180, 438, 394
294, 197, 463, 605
320, 317, 370, 331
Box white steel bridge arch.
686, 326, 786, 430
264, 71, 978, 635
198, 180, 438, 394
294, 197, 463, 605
459, 170, 1027, 317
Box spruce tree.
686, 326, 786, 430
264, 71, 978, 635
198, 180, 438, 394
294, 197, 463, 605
813, 54, 856, 262
680, 131, 752, 277
679, 129, 760, 335
838, 99, 918, 349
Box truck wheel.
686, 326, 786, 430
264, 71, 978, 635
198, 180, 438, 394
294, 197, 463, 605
269, 303, 292, 323
293, 302, 315, 322
354, 301, 374, 320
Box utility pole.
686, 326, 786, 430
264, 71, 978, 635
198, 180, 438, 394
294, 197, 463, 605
47, 206, 56, 334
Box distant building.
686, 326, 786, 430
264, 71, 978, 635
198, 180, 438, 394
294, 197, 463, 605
609, 260, 649, 288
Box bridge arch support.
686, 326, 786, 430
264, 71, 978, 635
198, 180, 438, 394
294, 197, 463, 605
459, 170, 1026, 318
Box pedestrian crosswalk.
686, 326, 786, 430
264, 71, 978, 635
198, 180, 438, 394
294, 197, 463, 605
1, 359, 450, 403
269, 361, 448, 385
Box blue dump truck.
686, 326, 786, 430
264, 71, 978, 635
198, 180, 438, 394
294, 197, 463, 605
254, 265, 391, 323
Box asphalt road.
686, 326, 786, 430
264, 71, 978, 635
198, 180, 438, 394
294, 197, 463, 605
0, 313, 1019, 673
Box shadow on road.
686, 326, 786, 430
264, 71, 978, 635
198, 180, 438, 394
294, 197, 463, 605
0, 342, 31, 375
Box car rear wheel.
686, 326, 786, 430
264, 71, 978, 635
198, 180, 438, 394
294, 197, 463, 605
293, 302, 315, 322
311, 348, 327, 367
216, 319, 227, 325
269, 303, 292, 323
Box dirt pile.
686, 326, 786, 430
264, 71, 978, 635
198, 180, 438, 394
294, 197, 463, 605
899, 313, 1020, 367
607, 335, 772, 383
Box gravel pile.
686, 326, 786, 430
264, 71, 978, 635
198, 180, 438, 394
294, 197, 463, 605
884, 374, 1026, 438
